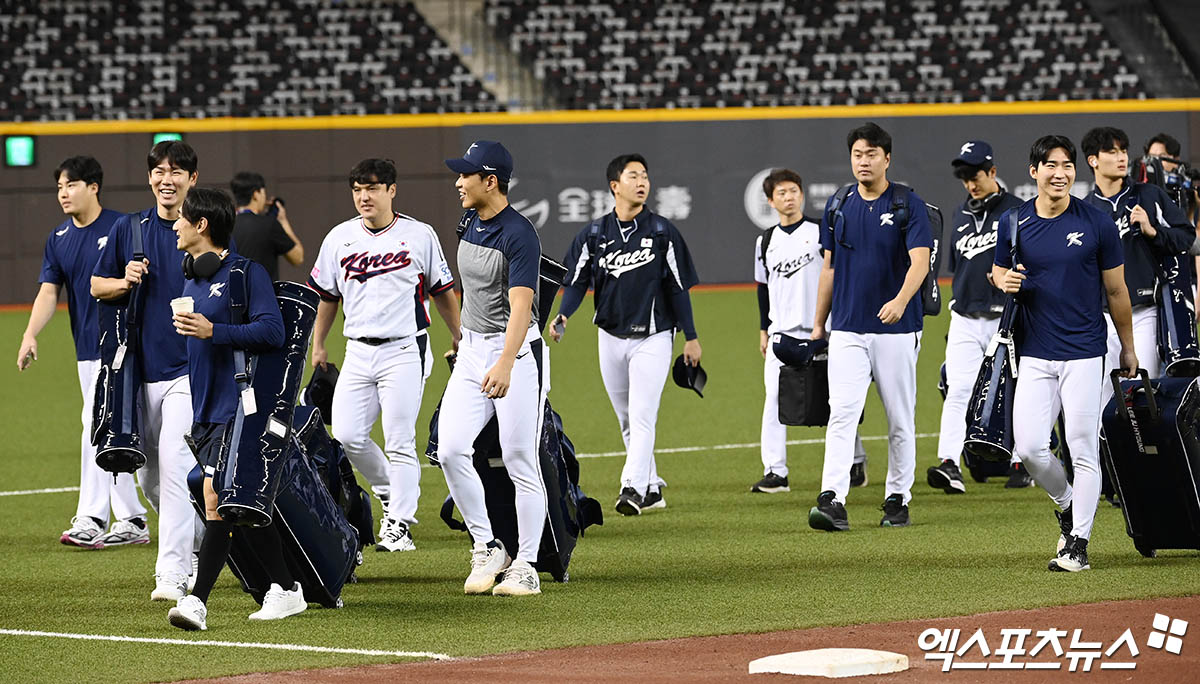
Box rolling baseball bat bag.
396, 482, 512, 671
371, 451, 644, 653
186, 437, 359, 608
963, 296, 1019, 462
292, 404, 375, 550
213, 275, 318, 527
1101, 369, 1200, 558
1154, 254, 1200, 377
432, 400, 603, 582
92, 212, 150, 474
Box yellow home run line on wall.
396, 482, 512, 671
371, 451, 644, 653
4, 98, 1200, 136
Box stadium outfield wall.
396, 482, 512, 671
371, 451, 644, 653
2, 100, 1199, 306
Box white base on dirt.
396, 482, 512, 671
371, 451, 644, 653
749, 648, 909, 678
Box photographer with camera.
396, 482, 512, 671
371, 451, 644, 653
230, 171, 305, 280
1142, 133, 1200, 311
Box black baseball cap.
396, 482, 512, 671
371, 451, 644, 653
952, 140, 995, 169
672, 355, 707, 398
445, 140, 513, 183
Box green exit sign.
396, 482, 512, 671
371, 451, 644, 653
5, 136, 35, 167
153, 132, 183, 144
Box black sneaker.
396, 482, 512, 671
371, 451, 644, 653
1049, 535, 1090, 572
926, 459, 966, 494
880, 493, 910, 527
1005, 462, 1033, 489
1055, 506, 1073, 553
751, 472, 790, 493
642, 489, 666, 510
849, 462, 868, 488
615, 487, 643, 516
808, 490, 849, 531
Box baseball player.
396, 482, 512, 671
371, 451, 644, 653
1081, 127, 1195, 412
809, 122, 933, 532
18, 156, 148, 548
751, 168, 868, 494
165, 188, 302, 630
552, 153, 702, 516
309, 158, 461, 553
91, 140, 201, 600
994, 134, 1136, 572
927, 141, 1030, 494
437, 140, 547, 596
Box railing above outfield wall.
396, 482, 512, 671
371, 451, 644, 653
1, 99, 1198, 305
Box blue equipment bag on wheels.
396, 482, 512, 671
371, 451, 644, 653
1102, 369, 1200, 558
428, 399, 603, 582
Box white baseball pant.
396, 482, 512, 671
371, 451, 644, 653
76, 359, 145, 523
936, 312, 1021, 466
331, 334, 430, 526
821, 331, 921, 504
598, 328, 672, 496
1100, 305, 1158, 412
1011, 356, 1104, 540
437, 327, 548, 563
761, 343, 866, 478
137, 375, 196, 578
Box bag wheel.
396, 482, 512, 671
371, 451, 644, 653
1135, 543, 1157, 559
967, 465, 989, 483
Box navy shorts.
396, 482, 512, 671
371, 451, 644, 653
189, 422, 228, 476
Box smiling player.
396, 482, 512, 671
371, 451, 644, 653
309, 158, 461, 553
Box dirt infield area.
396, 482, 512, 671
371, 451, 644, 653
193, 596, 1197, 683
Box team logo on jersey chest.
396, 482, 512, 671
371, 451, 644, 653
955, 230, 997, 260
1066, 232, 1084, 247
97, 236, 108, 250
341, 250, 412, 282
772, 252, 815, 278
598, 247, 656, 278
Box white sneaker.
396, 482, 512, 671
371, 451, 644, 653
95, 518, 150, 548
60, 516, 104, 549
151, 572, 189, 602
249, 582, 307, 620
464, 540, 511, 595
492, 560, 541, 596
375, 520, 416, 552
168, 595, 208, 631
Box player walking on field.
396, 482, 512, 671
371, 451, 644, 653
751, 168, 868, 494
553, 153, 702, 516
927, 140, 1030, 494
994, 135, 1137, 572
309, 158, 461, 553
91, 141, 202, 600
809, 122, 933, 532
18, 156, 148, 549
437, 140, 548, 596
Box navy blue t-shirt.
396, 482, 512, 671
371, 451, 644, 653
183, 257, 284, 424
93, 209, 189, 382
561, 207, 700, 337
39, 208, 123, 361
995, 197, 1124, 361
819, 184, 934, 334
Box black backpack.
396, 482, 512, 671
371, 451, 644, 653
823, 183, 943, 316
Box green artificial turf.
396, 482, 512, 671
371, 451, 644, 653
1, 288, 1198, 683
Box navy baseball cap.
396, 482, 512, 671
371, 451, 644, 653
771, 334, 829, 367
672, 355, 707, 398
445, 140, 513, 183
952, 140, 995, 169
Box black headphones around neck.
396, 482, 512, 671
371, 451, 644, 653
966, 191, 1003, 214
182, 250, 226, 280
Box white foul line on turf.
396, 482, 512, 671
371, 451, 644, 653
0, 628, 453, 661
574, 432, 939, 459
0, 486, 80, 497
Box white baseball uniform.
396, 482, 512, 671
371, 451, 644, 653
754, 220, 866, 478
308, 212, 455, 528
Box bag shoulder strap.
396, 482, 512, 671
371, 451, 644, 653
455, 210, 477, 240
825, 183, 856, 227
889, 182, 912, 232
126, 211, 150, 330
227, 257, 252, 386
759, 225, 775, 267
